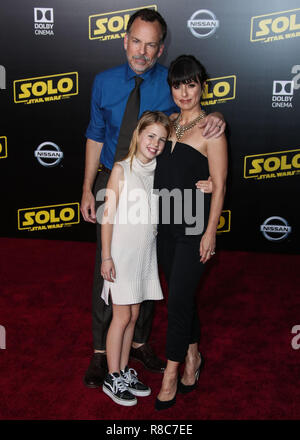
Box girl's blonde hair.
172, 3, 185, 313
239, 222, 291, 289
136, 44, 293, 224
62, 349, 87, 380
123, 111, 171, 168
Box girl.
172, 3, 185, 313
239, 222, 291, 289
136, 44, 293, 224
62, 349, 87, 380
100, 111, 171, 406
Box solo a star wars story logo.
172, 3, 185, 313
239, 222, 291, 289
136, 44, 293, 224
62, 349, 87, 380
201, 75, 236, 106
18, 203, 80, 231
89, 5, 157, 41
250, 8, 300, 43
0, 136, 7, 159
244, 148, 300, 180
13, 72, 79, 105
217, 210, 231, 234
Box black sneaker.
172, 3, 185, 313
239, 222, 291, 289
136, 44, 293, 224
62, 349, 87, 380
102, 372, 137, 406
121, 366, 151, 396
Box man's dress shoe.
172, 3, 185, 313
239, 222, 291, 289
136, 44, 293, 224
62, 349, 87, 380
130, 343, 166, 373
83, 352, 108, 388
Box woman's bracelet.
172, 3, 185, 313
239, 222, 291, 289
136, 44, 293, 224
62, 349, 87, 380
102, 256, 112, 262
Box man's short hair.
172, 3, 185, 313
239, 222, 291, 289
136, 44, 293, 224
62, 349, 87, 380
126, 9, 167, 43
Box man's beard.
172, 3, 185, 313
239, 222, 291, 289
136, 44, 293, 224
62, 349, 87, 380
130, 55, 157, 73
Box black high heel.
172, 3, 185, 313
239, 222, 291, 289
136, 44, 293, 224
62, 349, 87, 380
155, 392, 177, 411
155, 380, 178, 410
177, 352, 204, 394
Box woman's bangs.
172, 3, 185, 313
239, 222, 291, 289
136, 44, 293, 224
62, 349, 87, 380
170, 64, 200, 87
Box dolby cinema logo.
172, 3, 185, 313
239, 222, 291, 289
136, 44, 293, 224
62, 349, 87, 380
260, 216, 291, 241
34, 142, 63, 167
272, 80, 294, 108
187, 10, 219, 39
34, 8, 54, 36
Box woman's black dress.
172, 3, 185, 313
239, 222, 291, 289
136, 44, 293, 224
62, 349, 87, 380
154, 140, 211, 362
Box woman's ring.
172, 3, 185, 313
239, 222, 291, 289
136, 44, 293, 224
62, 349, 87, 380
211, 251, 216, 255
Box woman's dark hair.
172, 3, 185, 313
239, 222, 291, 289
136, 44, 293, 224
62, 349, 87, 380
126, 9, 167, 43
168, 55, 208, 88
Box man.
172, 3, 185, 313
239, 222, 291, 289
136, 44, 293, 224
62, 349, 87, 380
81, 9, 225, 388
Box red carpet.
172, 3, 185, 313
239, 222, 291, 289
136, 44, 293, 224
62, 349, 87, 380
0, 238, 300, 420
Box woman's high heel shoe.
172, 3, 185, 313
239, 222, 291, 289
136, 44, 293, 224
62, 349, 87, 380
155, 380, 178, 411
155, 392, 177, 411
177, 352, 204, 394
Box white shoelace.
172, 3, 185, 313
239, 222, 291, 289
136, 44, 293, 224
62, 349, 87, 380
112, 375, 128, 393
122, 368, 138, 385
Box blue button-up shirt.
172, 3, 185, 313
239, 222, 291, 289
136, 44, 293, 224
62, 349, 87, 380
85, 62, 178, 170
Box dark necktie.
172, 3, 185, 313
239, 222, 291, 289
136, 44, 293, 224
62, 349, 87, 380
114, 76, 144, 163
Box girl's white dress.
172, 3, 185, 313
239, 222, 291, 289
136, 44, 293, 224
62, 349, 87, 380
101, 156, 163, 305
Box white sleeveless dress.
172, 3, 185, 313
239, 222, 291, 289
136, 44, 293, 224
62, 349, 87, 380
101, 156, 163, 305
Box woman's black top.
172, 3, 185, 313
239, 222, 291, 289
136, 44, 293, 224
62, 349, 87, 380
154, 140, 211, 238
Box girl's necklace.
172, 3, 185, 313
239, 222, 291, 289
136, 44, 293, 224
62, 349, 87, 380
173, 111, 206, 141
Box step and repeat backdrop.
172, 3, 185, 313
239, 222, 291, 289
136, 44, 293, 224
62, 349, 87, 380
0, 0, 299, 253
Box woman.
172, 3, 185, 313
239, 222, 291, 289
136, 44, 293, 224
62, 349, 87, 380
154, 55, 228, 410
